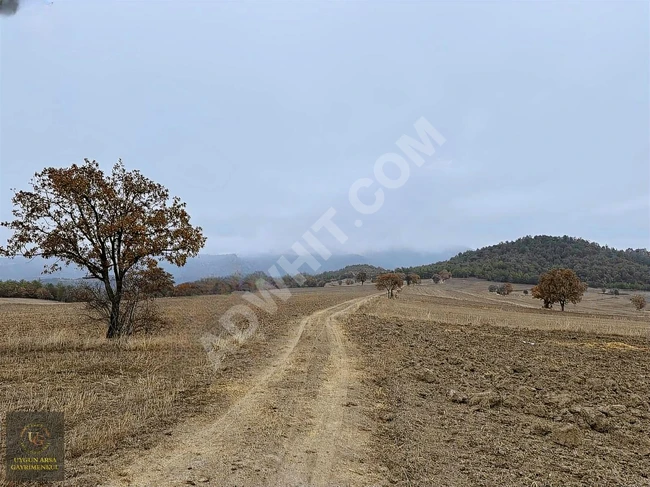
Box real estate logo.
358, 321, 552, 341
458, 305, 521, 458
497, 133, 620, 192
5, 411, 64, 482
19, 422, 52, 454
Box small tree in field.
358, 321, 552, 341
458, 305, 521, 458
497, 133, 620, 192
356, 271, 368, 286
531, 269, 587, 311
0, 159, 206, 338
488, 284, 498, 293
496, 283, 513, 295
375, 273, 403, 298
630, 294, 646, 310
439, 270, 452, 282
345, 278, 354, 285
405, 273, 420, 286
432, 274, 442, 284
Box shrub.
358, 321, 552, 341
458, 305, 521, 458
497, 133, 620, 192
303, 277, 320, 288
345, 279, 354, 285
523, 289, 529, 295
35, 287, 54, 300
497, 283, 513, 295
488, 285, 498, 293
407, 273, 421, 285
630, 294, 646, 310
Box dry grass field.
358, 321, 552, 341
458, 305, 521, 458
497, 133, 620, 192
1, 278, 649, 486
0, 286, 377, 486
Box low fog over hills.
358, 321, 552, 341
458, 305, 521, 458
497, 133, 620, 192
0, 248, 466, 283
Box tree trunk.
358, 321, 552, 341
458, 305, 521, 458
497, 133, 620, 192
106, 274, 125, 339
560, 301, 565, 312
106, 299, 121, 339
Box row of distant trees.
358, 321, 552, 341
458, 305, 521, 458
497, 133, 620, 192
174, 269, 449, 301
487, 268, 648, 312
175, 273, 317, 296
173, 269, 440, 296
374, 270, 453, 298
0, 279, 87, 302
488, 283, 514, 295
0, 268, 378, 303
174, 270, 362, 296
395, 268, 451, 284
488, 269, 587, 311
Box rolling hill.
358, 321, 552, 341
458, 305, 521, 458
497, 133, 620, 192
406, 235, 650, 290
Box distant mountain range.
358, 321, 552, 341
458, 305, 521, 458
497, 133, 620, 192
0, 248, 466, 284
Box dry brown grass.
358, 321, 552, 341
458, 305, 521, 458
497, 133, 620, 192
0, 287, 376, 485
405, 280, 650, 338
0, 298, 218, 484
417, 277, 650, 318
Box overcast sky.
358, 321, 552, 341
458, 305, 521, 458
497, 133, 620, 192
1, 0, 648, 256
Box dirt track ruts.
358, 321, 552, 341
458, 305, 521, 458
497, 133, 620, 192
104, 294, 383, 487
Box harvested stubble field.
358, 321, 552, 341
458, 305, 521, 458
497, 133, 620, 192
343, 281, 650, 486
0, 286, 377, 486
1, 279, 649, 486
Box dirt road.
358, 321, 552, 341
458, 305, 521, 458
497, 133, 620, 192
104, 294, 383, 487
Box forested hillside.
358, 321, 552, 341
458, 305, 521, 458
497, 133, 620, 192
406, 236, 650, 290
311, 264, 386, 283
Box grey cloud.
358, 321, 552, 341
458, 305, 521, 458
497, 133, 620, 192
0, 0, 19, 16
